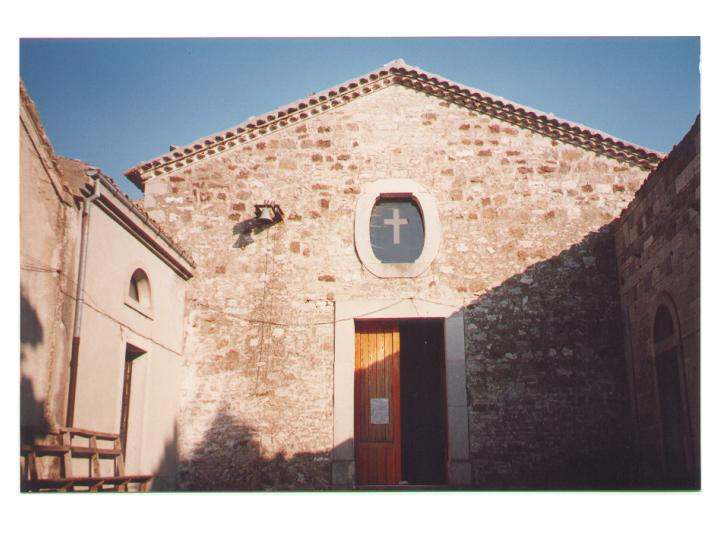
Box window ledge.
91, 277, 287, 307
124, 297, 154, 320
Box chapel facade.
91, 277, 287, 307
20, 59, 700, 490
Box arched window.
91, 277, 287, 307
128, 269, 151, 309
653, 302, 689, 479
654, 305, 675, 343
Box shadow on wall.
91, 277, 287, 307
20, 286, 51, 443
461, 222, 639, 489
158, 221, 647, 490
151, 423, 180, 491
232, 217, 277, 249
170, 407, 332, 491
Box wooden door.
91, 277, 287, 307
120, 343, 144, 459
354, 321, 401, 485
119, 354, 133, 458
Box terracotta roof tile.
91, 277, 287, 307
57, 156, 195, 268
125, 59, 664, 189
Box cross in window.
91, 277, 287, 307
384, 208, 408, 245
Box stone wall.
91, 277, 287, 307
20, 85, 80, 442
616, 116, 700, 488
142, 83, 650, 489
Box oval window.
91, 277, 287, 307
369, 198, 425, 263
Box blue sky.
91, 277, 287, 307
20, 37, 700, 199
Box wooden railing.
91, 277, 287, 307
21, 427, 152, 492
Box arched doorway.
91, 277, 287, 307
652, 300, 692, 485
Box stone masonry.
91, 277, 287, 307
140, 77, 653, 489
616, 116, 700, 488
20, 83, 80, 442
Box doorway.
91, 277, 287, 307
653, 303, 694, 486
120, 343, 145, 458
354, 319, 447, 486
400, 319, 447, 485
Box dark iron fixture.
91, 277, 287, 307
254, 201, 284, 224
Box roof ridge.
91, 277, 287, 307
383, 58, 408, 68
125, 59, 665, 189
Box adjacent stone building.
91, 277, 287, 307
616, 116, 700, 488
122, 59, 690, 490
20, 82, 80, 438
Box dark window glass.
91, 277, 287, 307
653, 304, 688, 479
369, 198, 424, 263
654, 304, 675, 343
128, 269, 150, 307
129, 276, 140, 302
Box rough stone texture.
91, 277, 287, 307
615, 116, 700, 488
466, 224, 636, 488
142, 84, 650, 489
20, 85, 80, 444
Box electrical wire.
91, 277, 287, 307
23, 263, 468, 351
22, 263, 184, 357
192, 295, 465, 328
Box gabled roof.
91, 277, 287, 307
125, 59, 664, 189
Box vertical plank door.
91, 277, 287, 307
354, 321, 401, 485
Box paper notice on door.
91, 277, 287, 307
370, 398, 389, 425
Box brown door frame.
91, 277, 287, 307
332, 298, 471, 488
120, 343, 145, 458
354, 318, 449, 486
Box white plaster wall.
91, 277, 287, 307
72, 204, 186, 488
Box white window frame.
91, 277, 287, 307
354, 179, 442, 278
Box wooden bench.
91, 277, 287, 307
21, 427, 153, 492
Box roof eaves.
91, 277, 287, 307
396, 61, 665, 157
124, 60, 402, 189
125, 58, 665, 189
85, 167, 196, 270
